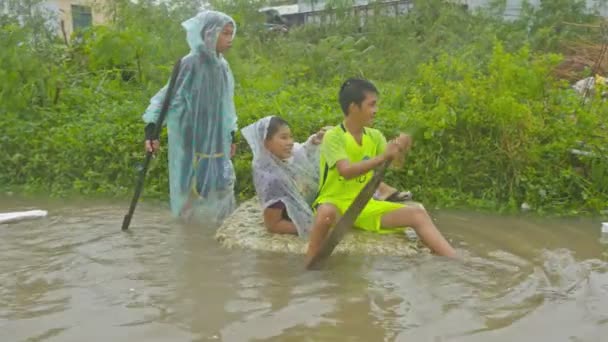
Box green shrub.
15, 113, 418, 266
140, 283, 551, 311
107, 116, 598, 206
2, 0, 607, 216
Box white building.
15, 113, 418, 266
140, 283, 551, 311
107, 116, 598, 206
262, 0, 608, 26
43, 0, 108, 39
2, 0, 109, 40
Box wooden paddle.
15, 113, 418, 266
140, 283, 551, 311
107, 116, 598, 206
305, 158, 392, 270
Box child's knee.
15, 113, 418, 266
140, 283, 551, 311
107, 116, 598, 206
316, 204, 338, 225
405, 205, 430, 226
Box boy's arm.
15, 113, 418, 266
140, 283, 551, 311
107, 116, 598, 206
335, 156, 388, 180
142, 57, 191, 153
322, 130, 396, 180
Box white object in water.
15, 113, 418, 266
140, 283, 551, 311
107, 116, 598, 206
601, 222, 608, 244
0, 210, 48, 224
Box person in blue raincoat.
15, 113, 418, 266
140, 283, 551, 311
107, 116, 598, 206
142, 10, 239, 226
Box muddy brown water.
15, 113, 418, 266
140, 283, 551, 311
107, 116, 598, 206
1, 195, 607, 341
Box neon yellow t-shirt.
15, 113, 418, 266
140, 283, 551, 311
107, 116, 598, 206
313, 123, 387, 208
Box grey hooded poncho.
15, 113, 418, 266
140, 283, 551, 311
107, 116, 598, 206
241, 116, 321, 238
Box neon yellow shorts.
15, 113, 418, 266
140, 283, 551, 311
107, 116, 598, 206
315, 198, 406, 234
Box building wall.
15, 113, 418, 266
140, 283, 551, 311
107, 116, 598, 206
43, 0, 109, 39
452, 0, 608, 18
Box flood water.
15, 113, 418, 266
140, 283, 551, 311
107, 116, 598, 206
1, 195, 607, 341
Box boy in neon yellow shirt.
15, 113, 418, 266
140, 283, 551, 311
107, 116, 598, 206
306, 78, 457, 260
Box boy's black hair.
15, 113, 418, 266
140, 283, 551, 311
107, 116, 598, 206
339, 78, 378, 115
266, 116, 289, 140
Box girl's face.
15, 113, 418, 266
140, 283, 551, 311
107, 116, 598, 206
264, 124, 294, 160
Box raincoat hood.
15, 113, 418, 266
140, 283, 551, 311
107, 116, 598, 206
182, 10, 236, 61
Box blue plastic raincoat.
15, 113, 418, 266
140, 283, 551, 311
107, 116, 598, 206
142, 10, 238, 226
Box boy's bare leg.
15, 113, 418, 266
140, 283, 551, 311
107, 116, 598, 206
306, 204, 340, 261
381, 206, 457, 258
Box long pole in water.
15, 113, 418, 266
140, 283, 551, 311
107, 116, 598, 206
121, 57, 183, 231
305, 159, 392, 270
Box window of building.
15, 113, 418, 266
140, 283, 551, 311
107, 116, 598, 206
71, 5, 92, 32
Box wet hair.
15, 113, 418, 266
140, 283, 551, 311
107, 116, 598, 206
339, 78, 378, 115
265, 116, 290, 140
